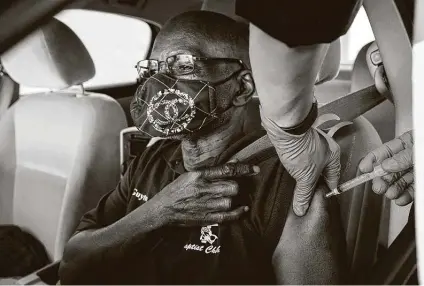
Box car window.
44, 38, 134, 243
340, 7, 375, 67
415, 1, 424, 44
20, 9, 153, 95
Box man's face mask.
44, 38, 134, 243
130, 73, 222, 138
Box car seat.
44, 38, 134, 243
0, 18, 127, 261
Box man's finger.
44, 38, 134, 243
381, 148, 414, 173
407, 182, 415, 199
359, 138, 405, 173
201, 163, 260, 180
381, 169, 409, 185
322, 154, 341, 190
395, 187, 413, 206
385, 171, 414, 200
372, 176, 389, 195
203, 198, 233, 211
207, 180, 239, 197
398, 130, 414, 147
292, 179, 317, 217
204, 206, 249, 223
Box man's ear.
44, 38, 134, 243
233, 70, 255, 106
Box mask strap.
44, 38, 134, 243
206, 68, 245, 86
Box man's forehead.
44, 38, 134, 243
150, 33, 232, 60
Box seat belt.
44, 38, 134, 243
229, 84, 386, 163
363, 1, 416, 283
363, 0, 412, 137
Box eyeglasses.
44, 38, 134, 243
135, 54, 247, 79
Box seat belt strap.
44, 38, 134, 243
317, 85, 386, 122
229, 84, 386, 163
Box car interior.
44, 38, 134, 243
0, 0, 417, 284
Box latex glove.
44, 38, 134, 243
359, 130, 414, 206
261, 112, 341, 216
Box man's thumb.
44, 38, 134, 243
323, 156, 341, 190
292, 181, 316, 216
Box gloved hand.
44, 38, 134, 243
261, 113, 341, 216
359, 130, 414, 206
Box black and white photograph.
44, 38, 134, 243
0, 0, 419, 284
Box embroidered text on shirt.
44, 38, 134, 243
132, 189, 148, 202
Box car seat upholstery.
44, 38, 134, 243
0, 19, 127, 260
332, 117, 385, 281
315, 41, 390, 281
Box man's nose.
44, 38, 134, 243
158, 61, 168, 73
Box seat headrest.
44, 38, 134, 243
1, 18, 95, 89
316, 39, 341, 85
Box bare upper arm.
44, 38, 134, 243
249, 24, 327, 127
272, 184, 348, 284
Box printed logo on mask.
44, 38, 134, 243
130, 73, 229, 138
147, 88, 196, 135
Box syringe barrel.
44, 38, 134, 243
338, 165, 387, 193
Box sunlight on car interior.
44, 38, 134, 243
19, 9, 153, 95
340, 7, 375, 66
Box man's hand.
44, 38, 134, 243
262, 113, 341, 216
148, 163, 260, 227
359, 130, 414, 206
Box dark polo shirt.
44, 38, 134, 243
74, 130, 296, 284
236, 0, 362, 47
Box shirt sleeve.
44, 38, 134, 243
75, 155, 142, 233
235, 0, 362, 47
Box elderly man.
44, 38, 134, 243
59, 11, 346, 285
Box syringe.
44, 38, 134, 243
325, 165, 389, 198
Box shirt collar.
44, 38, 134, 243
161, 141, 185, 175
